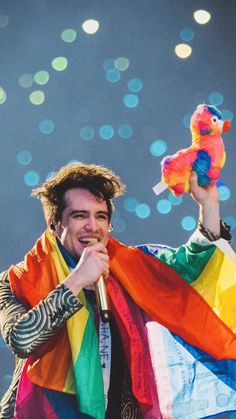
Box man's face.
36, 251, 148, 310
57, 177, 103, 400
54, 188, 110, 261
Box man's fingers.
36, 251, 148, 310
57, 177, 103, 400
189, 171, 199, 192
85, 242, 108, 254
189, 171, 198, 183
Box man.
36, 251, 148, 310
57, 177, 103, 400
0, 162, 233, 419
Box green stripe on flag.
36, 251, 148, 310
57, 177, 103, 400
156, 242, 216, 284
73, 303, 105, 419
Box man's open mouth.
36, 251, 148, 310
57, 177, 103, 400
78, 237, 99, 245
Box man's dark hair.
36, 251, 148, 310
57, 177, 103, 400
32, 162, 125, 223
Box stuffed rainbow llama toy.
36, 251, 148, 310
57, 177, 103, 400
153, 104, 231, 196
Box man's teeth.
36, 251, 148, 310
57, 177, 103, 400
79, 238, 98, 244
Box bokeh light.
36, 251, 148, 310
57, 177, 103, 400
224, 216, 236, 230
123, 197, 139, 212
123, 94, 139, 108
80, 125, 95, 141
51, 56, 68, 71
135, 203, 151, 218
82, 19, 100, 34
112, 217, 126, 233
194, 10, 211, 25
17, 150, 32, 165
114, 57, 130, 71
0, 14, 9, 28
61, 29, 77, 42
99, 125, 114, 140
156, 199, 172, 214
18, 74, 34, 88
0, 87, 7, 104
29, 90, 45, 105
103, 59, 115, 71
168, 192, 183, 206
175, 43, 192, 59
39, 119, 54, 134
183, 113, 191, 128
111, 210, 126, 233
181, 216, 196, 231
127, 78, 143, 93
180, 28, 195, 42
34, 71, 50, 85
118, 124, 133, 139
24, 170, 40, 186
208, 92, 224, 106
46, 171, 56, 180
149, 139, 167, 157
221, 109, 234, 121
105, 68, 121, 83
218, 184, 231, 201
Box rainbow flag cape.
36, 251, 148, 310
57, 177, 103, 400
9, 231, 236, 419
138, 239, 236, 419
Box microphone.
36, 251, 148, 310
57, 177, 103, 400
95, 275, 110, 323
89, 238, 110, 323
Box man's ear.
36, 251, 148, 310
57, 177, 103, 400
50, 222, 56, 231
47, 219, 61, 237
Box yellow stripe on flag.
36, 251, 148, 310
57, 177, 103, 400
47, 232, 90, 381
192, 248, 236, 331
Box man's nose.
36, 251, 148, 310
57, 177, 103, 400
85, 216, 99, 231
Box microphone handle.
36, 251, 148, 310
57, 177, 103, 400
95, 276, 110, 323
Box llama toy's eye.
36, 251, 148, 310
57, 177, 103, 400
211, 116, 218, 124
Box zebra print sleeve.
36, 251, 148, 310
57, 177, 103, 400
0, 271, 83, 358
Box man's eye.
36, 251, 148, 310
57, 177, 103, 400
98, 214, 108, 220
74, 213, 86, 219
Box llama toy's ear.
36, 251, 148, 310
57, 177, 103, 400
196, 104, 205, 114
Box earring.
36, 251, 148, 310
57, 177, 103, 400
109, 225, 113, 232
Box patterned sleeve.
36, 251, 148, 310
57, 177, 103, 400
0, 271, 83, 358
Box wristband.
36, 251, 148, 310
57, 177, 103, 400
198, 220, 231, 242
